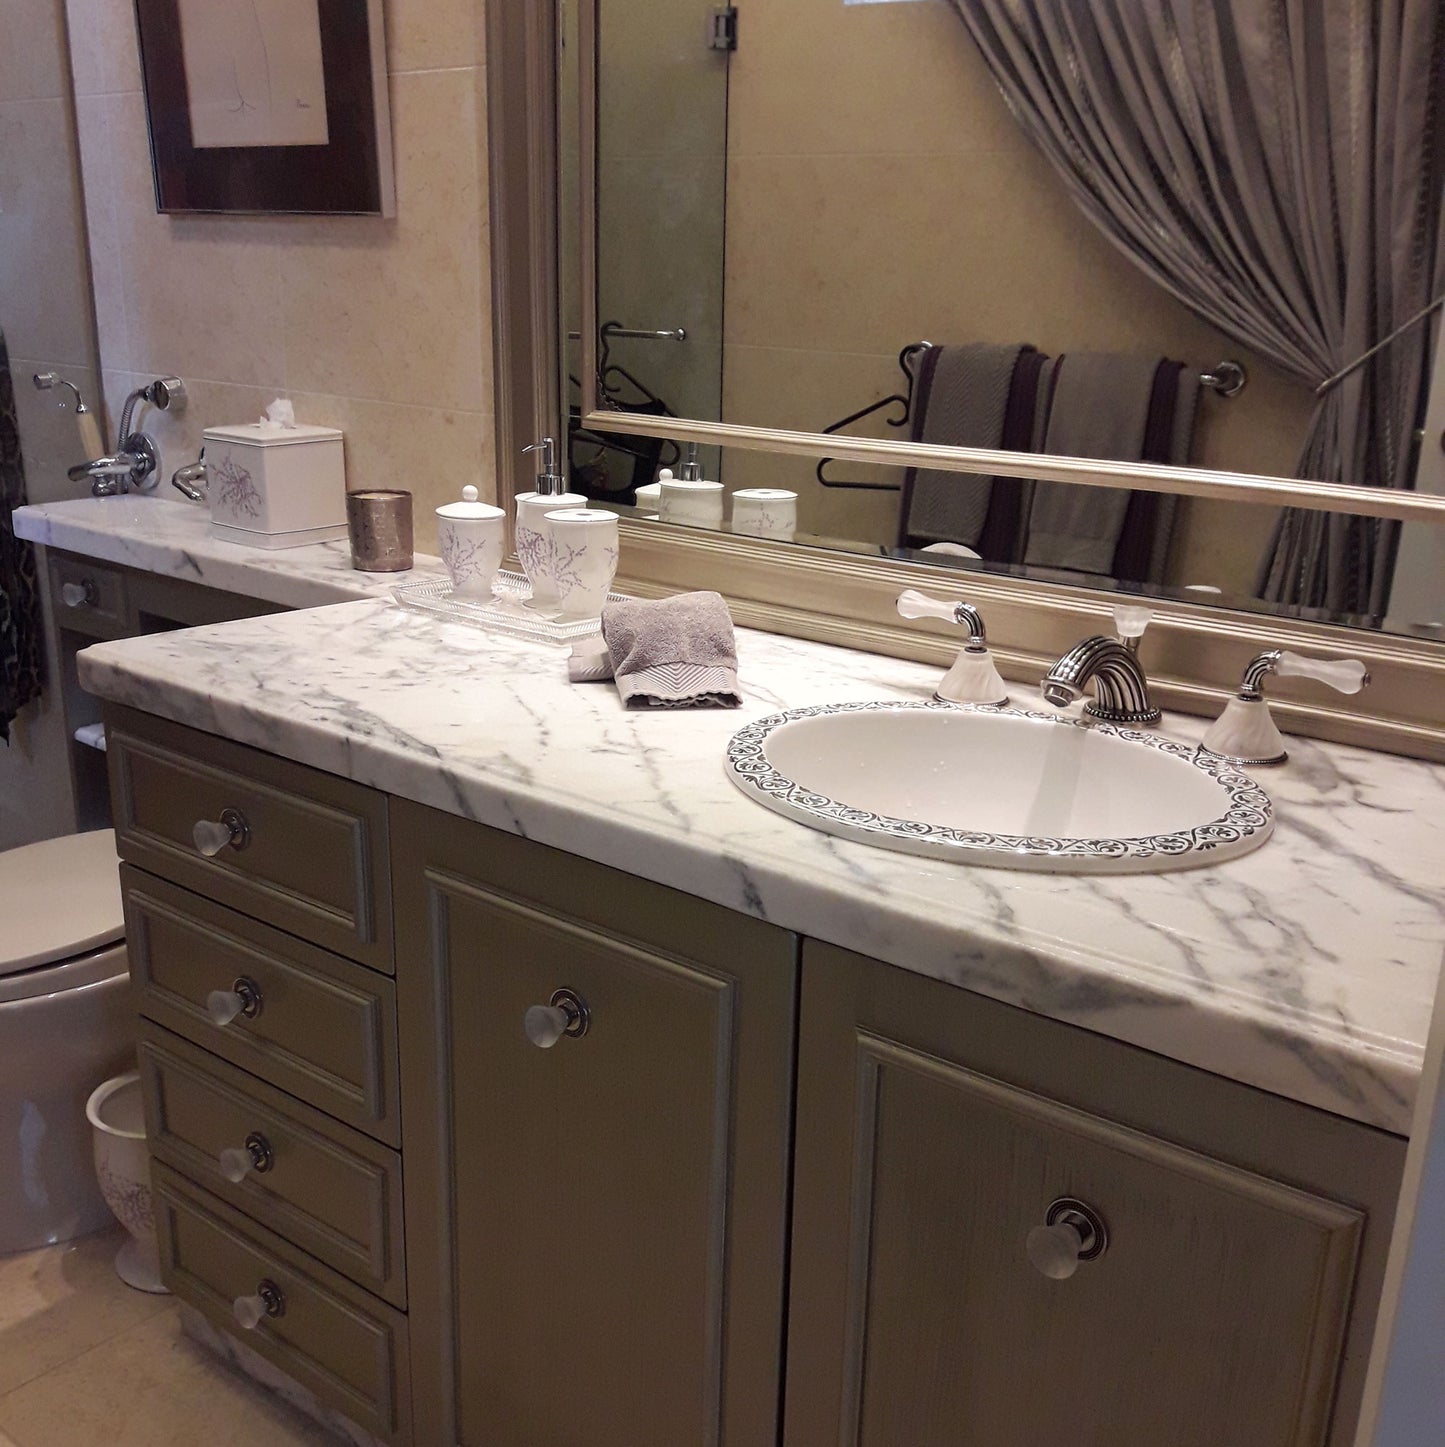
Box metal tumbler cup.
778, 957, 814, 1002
347, 490, 414, 572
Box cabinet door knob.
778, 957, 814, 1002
524, 988, 590, 1048
206, 975, 264, 1027
219, 1131, 274, 1182
192, 807, 250, 857
1026, 1197, 1108, 1281
233, 1278, 286, 1330
60, 579, 99, 609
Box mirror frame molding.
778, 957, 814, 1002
490, 0, 1445, 762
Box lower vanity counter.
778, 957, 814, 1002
77, 597, 1445, 1446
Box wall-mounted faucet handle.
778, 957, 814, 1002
172, 450, 208, 503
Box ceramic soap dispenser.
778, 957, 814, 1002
514, 437, 587, 608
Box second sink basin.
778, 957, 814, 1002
726, 701, 1273, 874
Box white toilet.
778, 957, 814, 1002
0, 830, 135, 1256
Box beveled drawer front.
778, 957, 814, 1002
139, 1026, 405, 1307
106, 705, 391, 970
154, 1166, 411, 1446
50, 552, 129, 638
124, 869, 400, 1146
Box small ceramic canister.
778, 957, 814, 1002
515, 489, 588, 608
545, 508, 620, 620
435, 485, 506, 598
658, 468, 725, 529
731, 488, 798, 540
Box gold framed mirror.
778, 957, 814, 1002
488, 0, 1445, 761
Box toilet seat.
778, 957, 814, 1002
0, 831, 126, 1001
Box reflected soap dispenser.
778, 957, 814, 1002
514, 437, 586, 609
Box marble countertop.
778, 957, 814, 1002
77, 598, 1445, 1135
13, 495, 447, 611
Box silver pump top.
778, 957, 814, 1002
680, 441, 702, 482
522, 436, 565, 496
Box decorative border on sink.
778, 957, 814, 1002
726, 700, 1273, 866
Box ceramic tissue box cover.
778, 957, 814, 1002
204, 422, 348, 550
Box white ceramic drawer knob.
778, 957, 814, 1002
524, 988, 590, 1049
219, 1132, 274, 1182
192, 807, 250, 857
1025, 1198, 1108, 1281
233, 1278, 285, 1330
206, 976, 264, 1027
61, 580, 98, 609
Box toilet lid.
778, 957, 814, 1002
0, 831, 125, 975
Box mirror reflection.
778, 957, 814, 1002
569, 0, 1444, 638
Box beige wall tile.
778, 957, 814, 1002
385, 0, 477, 75
106, 93, 286, 388
0, 99, 96, 366
289, 390, 492, 550
0, 1306, 334, 1447
63, 0, 143, 98
727, 0, 1017, 159
0, 0, 67, 103
0, 1230, 168, 1398
71, 94, 127, 377
723, 342, 905, 544
280, 68, 485, 414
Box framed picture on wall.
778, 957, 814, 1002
134, 0, 396, 216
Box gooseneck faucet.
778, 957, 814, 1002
1041, 606, 1161, 726
65, 375, 186, 497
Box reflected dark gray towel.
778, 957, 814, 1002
598, 591, 742, 709
904, 343, 1029, 546
1024, 353, 1163, 575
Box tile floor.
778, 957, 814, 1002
0, 1228, 337, 1446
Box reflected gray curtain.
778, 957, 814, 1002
946, 0, 1445, 616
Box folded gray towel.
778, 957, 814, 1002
576, 591, 742, 708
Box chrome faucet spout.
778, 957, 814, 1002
1042, 636, 1160, 726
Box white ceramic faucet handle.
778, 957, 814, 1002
1275, 651, 1369, 695
1113, 605, 1152, 641
896, 589, 960, 623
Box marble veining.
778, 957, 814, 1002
13, 496, 447, 610
76, 598, 1445, 1134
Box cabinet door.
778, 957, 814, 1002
394, 802, 798, 1447
786, 942, 1404, 1447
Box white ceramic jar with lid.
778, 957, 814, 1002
436, 485, 506, 598
545, 508, 620, 620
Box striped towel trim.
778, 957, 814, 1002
616, 662, 742, 710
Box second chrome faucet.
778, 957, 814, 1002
1042, 606, 1160, 726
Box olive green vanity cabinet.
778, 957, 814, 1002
784, 942, 1405, 1447
391, 801, 799, 1447
106, 704, 1405, 1447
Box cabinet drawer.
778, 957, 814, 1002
50, 553, 129, 638
124, 869, 400, 1146
140, 1026, 405, 1307
107, 705, 391, 970
154, 1166, 411, 1446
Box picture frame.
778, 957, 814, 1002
134, 0, 396, 217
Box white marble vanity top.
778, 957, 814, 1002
13, 495, 446, 611
77, 598, 1444, 1135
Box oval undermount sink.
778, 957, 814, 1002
726, 702, 1273, 874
